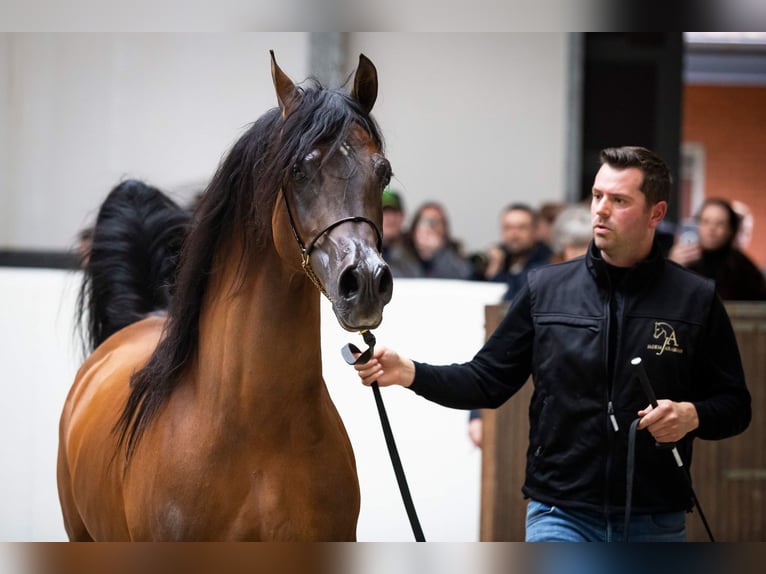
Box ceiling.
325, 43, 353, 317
684, 32, 766, 85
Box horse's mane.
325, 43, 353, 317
117, 80, 384, 460
77, 179, 190, 354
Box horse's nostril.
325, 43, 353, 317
339, 267, 360, 300
338, 264, 393, 303
377, 266, 393, 296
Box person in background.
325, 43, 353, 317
354, 146, 751, 542
536, 202, 567, 249
731, 199, 754, 251
380, 188, 421, 278
405, 201, 472, 279
549, 204, 593, 263
484, 204, 552, 302
669, 197, 766, 301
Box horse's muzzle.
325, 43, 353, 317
330, 253, 393, 331
338, 258, 392, 302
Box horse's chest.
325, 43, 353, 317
146, 444, 359, 540
237, 451, 359, 540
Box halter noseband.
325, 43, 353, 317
281, 190, 383, 302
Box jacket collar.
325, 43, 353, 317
586, 239, 665, 292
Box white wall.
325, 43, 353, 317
349, 33, 570, 253
0, 268, 504, 541
0, 33, 309, 250
0, 33, 569, 254
0, 34, 9, 247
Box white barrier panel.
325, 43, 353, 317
0, 269, 504, 541
0, 268, 81, 542
322, 279, 505, 542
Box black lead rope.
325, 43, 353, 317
342, 331, 426, 542
625, 358, 715, 542
623, 417, 641, 540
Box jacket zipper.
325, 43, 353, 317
608, 401, 619, 432
603, 280, 622, 518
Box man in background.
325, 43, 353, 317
380, 188, 420, 278
483, 204, 552, 301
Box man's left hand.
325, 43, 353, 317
637, 400, 699, 443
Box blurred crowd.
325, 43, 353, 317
380, 187, 766, 304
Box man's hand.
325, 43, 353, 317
353, 346, 416, 388
468, 417, 483, 448
668, 241, 701, 266
483, 245, 505, 279
637, 400, 699, 443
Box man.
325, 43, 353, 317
354, 147, 751, 542
484, 204, 551, 301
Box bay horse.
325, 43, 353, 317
57, 52, 394, 540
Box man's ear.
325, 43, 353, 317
650, 200, 668, 228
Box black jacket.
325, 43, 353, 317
410, 241, 751, 514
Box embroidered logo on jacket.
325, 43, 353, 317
647, 321, 684, 356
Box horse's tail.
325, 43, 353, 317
76, 179, 191, 354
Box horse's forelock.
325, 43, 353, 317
277, 86, 383, 171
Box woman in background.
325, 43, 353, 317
669, 197, 766, 301
405, 202, 472, 279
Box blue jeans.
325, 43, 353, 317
525, 500, 687, 542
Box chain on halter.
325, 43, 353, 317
300, 250, 333, 302
281, 189, 382, 303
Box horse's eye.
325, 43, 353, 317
373, 157, 392, 187
292, 164, 306, 182
293, 150, 320, 183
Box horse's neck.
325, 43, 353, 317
195, 243, 323, 414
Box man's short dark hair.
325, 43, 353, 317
599, 146, 671, 205
504, 203, 538, 225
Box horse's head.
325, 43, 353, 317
270, 52, 394, 332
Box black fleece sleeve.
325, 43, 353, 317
408, 284, 535, 410
692, 294, 752, 439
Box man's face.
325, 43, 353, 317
500, 209, 536, 256
382, 208, 404, 243
591, 164, 666, 267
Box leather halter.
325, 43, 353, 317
281, 188, 383, 302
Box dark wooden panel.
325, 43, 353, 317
687, 302, 766, 541
480, 303, 528, 541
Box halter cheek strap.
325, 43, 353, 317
281, 189, 383, 302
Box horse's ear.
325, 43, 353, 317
270, 50, 300, 118
351, 54, 378, 115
